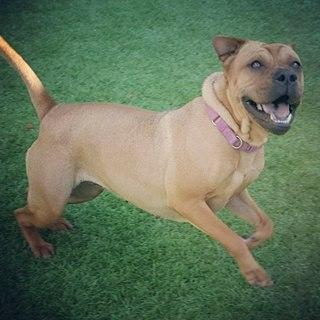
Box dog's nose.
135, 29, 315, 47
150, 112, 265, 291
274, 69, 297, 84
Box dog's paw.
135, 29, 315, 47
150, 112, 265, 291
31, 240, 54, 258
242, 266, 273, 287
48, 218, 73, 231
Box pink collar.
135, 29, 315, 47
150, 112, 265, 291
205, 103, 259, 153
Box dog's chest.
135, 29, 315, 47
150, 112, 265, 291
208, 150, 264, 211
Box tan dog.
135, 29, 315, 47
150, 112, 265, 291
0, 36, 303, 287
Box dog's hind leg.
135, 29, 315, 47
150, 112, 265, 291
226, 189, 273, 249
15, 142, 74, 257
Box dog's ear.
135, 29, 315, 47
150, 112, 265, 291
288, 43, 296, 51
213, 36, 246, 63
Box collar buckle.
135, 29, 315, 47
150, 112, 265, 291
232, 136, 243, 150
205, 103, 260, 153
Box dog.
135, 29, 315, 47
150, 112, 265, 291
0, 36, 304, 287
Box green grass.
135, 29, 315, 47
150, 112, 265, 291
0, 0, 319, 319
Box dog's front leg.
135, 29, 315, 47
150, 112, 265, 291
171, 199, 272, 287
227, 189, 273, 249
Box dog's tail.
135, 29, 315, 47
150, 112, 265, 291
0, 36, 56, 120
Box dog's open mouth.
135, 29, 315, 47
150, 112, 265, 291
243, 95, 298, 134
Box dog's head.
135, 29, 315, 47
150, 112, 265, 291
213, 36, 304, 135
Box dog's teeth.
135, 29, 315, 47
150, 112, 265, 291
257, 104, 263, 111
270, 114, 277, 122
270, 113, 292, 124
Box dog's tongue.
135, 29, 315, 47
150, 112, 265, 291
262, 103, 290, 120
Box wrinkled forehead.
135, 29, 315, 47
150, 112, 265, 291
236, 41, 300, 66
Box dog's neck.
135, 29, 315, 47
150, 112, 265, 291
202, 72, 268, 147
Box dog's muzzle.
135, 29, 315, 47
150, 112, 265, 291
242, 95, 300, 135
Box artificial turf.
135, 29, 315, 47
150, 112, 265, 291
0, 0, 319, 319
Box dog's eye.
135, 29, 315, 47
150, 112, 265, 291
250, 60, 262, 69
292, 61, 301, 69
